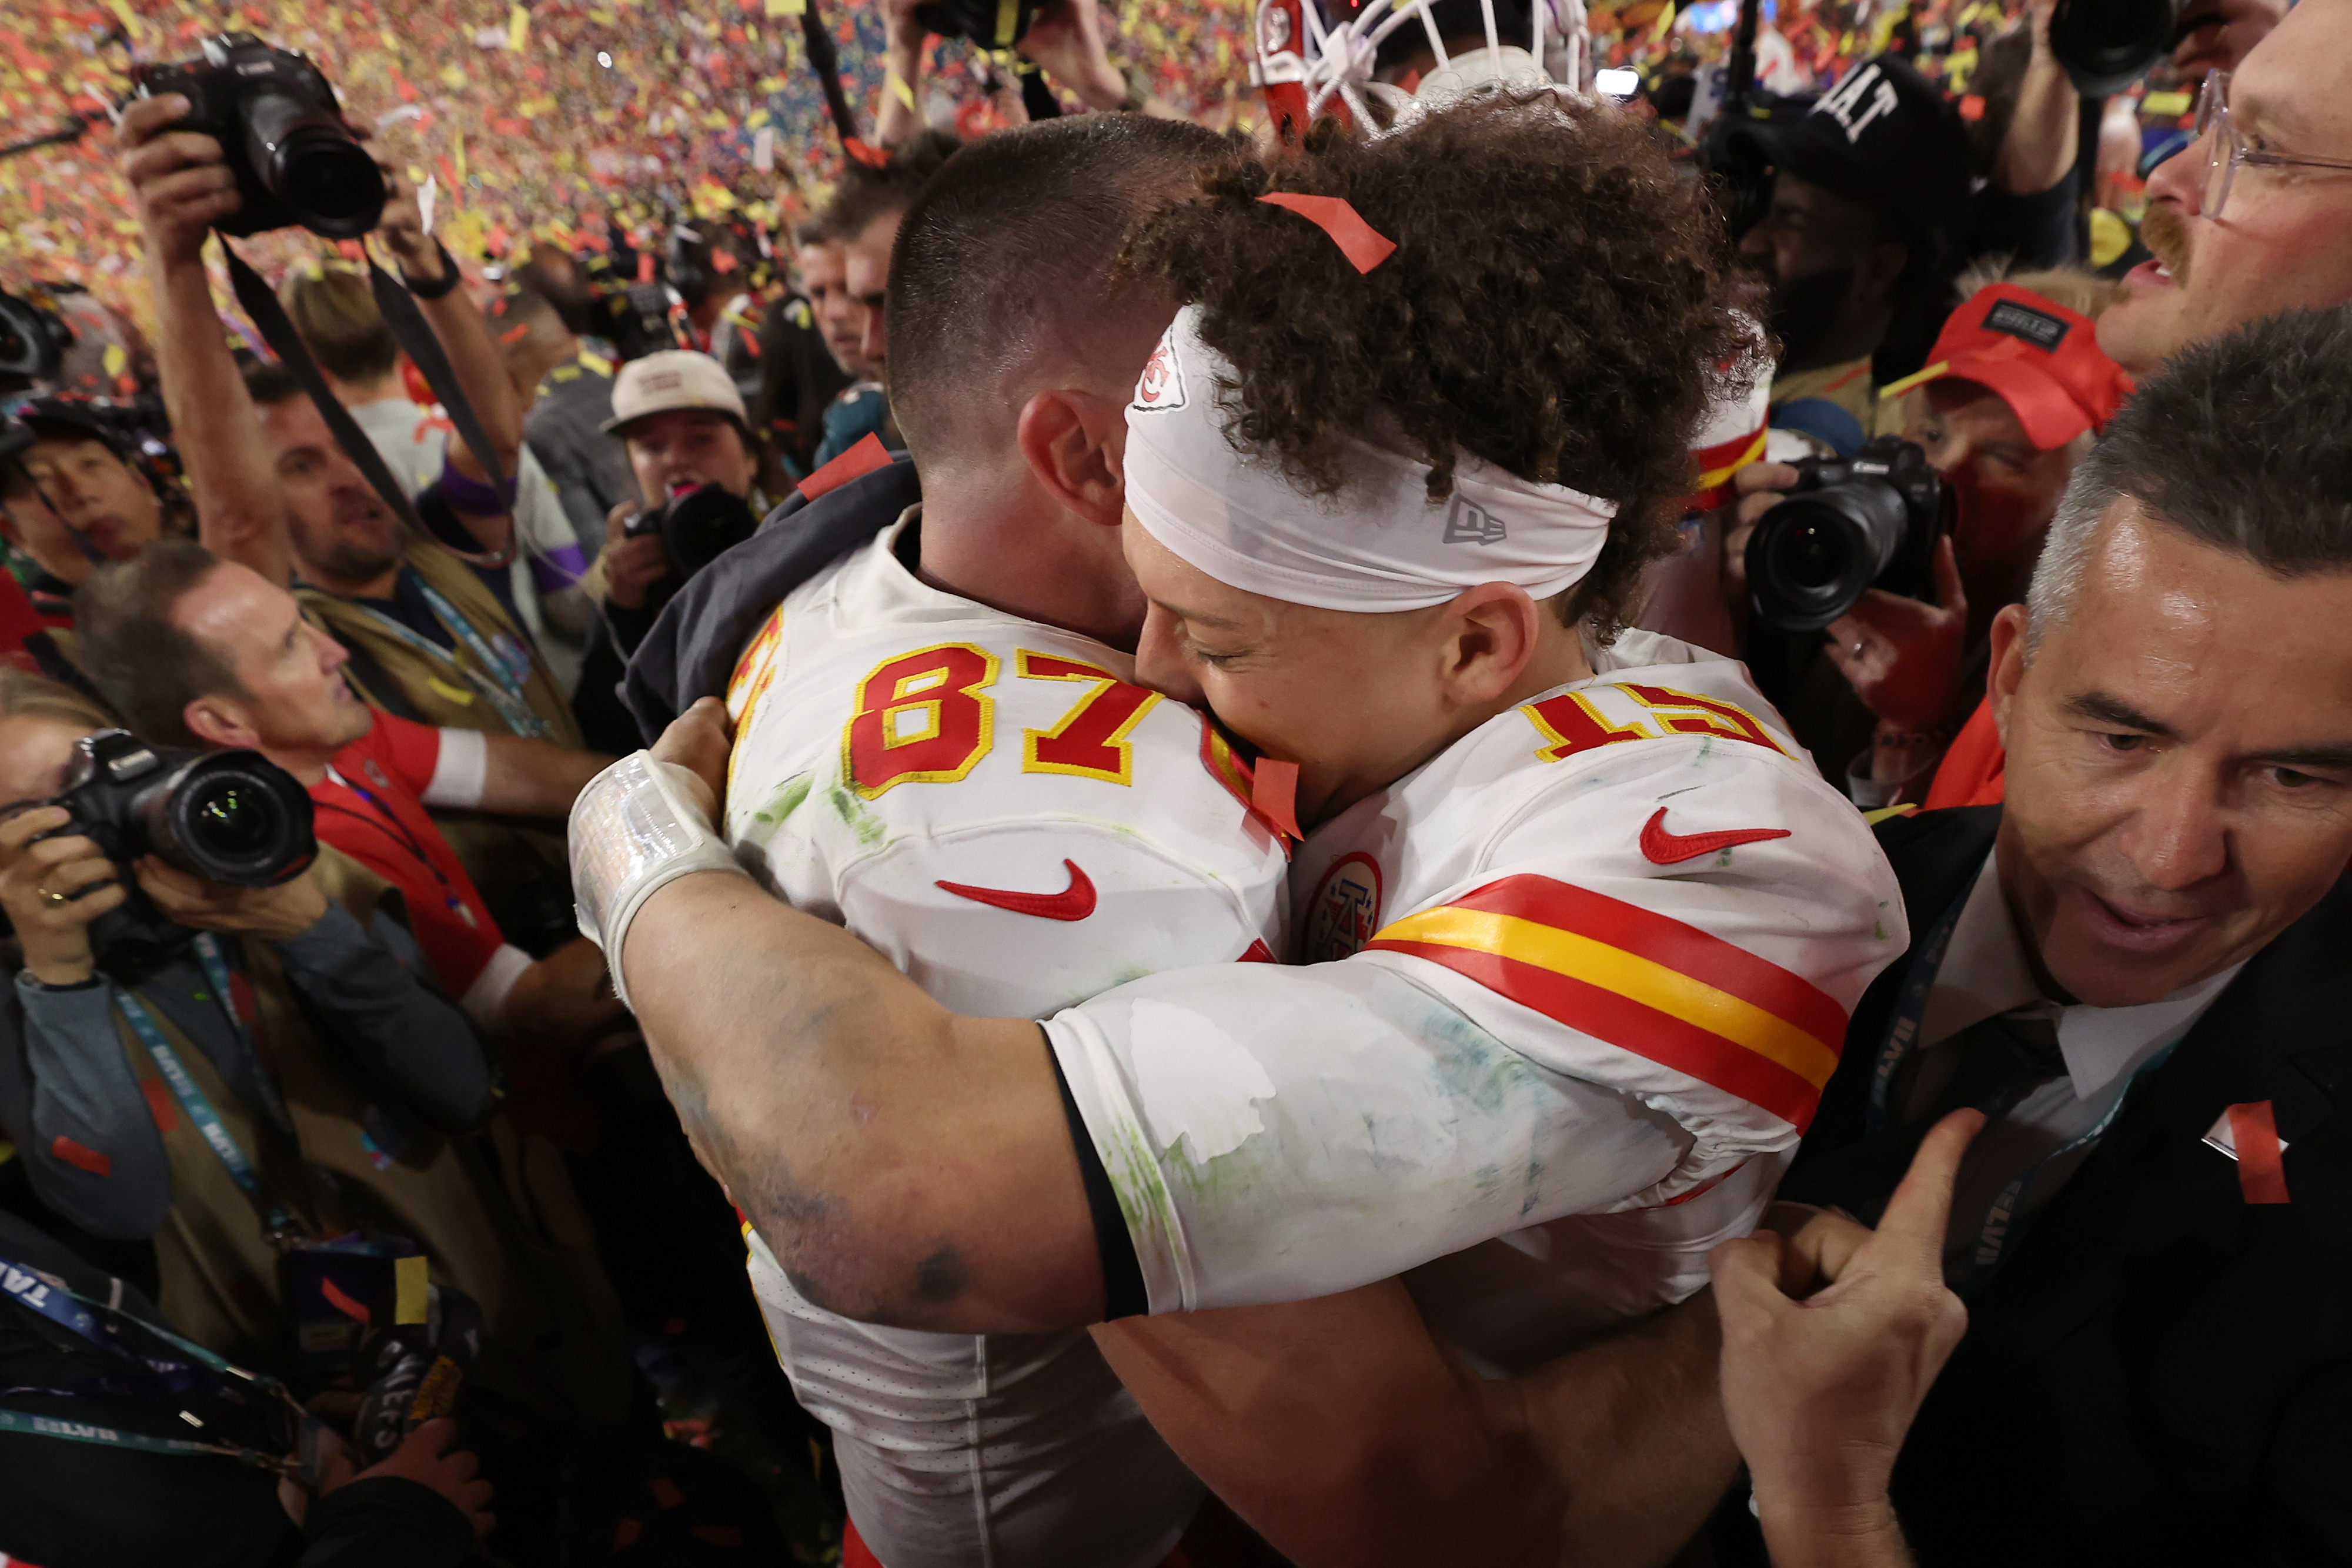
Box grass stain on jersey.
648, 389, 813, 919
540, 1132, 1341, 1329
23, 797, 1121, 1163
825, 781, 892, 848
741, 774, 813, 849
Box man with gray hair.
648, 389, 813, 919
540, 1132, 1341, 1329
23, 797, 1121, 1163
1752, 303, 2352, 1565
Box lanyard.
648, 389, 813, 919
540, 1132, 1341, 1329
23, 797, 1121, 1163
316, 770, 479, 930
350, 576, 546, 740
0, 1250, 303, 1473
114, 935, 299, 1241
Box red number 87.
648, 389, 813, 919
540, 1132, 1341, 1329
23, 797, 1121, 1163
841, 644, 999, 799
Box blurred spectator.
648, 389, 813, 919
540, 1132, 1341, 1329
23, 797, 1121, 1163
1, 399, 186, 640
279, 268, 592, 697
805, 132, 959, 468
0, 665, 632, 1457
1728, 56, 1975, 446
1959, 0, 2087, 270
1746, 306, 2352, 1567
1733, 268, 2129, 797
0, 1205, 492, 1568
751, 258, 850, 480
489, 285, 636, 561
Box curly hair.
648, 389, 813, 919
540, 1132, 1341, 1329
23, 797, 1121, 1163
1123, 96, 1748, 638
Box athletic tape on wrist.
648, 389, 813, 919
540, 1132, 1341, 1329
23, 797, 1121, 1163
569, 752, 746, 1011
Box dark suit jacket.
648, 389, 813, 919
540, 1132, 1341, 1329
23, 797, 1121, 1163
1772, 806, 2352, 1567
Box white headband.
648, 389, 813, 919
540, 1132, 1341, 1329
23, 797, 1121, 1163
1123, 307, 1618, 613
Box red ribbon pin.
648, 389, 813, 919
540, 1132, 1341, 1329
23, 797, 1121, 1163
2226, 1100, 2290, 1205
1256, 193, 1398, 274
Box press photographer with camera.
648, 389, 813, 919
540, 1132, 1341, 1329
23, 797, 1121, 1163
873, 0, 1131, 147
117, 68, 583, 754
1727, 270, 2130, 800
0, 667, 630, 1453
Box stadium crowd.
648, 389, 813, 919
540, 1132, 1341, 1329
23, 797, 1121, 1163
3, 0, 2350, 1564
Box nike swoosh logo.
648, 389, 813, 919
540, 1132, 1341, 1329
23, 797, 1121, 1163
1638, 807, 1792, 865
936, 859, 1098, 921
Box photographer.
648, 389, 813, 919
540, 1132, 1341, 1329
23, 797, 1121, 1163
0, 668, 630, 1438
117, 92, 583, 756
874, 0, 1129, 146
1728, 270, 2130, 801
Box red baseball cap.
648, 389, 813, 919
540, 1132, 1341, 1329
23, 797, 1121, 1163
1881, 282, 2135, 452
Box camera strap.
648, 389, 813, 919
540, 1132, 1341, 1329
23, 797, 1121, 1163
219, 241, 515, 571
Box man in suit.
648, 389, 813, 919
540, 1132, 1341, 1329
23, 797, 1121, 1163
1769, 305, 2352, 1565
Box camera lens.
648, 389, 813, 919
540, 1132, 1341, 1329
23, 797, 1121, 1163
187, 777, 279, 858
2050, 0, 2180, 93
273, 129, 387, 238
1745, 487, 1909, 633
146, 753, 317, 886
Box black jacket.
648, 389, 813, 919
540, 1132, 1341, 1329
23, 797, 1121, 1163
1773, 806, 2352, 1567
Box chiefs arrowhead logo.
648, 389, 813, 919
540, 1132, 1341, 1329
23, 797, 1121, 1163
1130, 332, 1187, 413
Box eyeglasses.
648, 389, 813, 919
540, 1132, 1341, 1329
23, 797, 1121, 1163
2196, 69, 2352, 224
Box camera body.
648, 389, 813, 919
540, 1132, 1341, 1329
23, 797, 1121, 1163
624, 482, 759, 580
44, 731, 317, 971
135, 34, 385, 239
1745, 437, 1950, 634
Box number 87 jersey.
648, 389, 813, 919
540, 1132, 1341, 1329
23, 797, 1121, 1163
722, 516, 1287, 1028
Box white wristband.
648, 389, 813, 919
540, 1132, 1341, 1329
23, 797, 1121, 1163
568, 752, 747, 1011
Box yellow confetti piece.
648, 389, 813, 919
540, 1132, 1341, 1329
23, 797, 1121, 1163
395, 1255, 430, 1325
888, 70, 916, 109
578, 351, 614, 377
765, 0, 806, 14
440, 64, 468, 89
103, 343, 126, 377
507, 4, 531, 51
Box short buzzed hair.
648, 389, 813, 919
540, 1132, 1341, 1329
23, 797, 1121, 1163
2028, 306, 2352, 647
885, 115, 1223, 460
74, 539, 245, 748
819, 129, 961, 248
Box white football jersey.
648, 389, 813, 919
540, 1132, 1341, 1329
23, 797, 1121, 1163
1047, 631, 1906, 1333
721, 514, 1287, 1568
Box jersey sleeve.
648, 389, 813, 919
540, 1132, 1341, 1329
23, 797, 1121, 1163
364, 711, 446, 796
833, 819, 1278, 1021
1044, 741, 1905, 1315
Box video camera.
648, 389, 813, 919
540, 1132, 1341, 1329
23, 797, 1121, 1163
623, 482, 760, 580
133, 33, 384, 239
1743, 437, 1952, 633
42, 729, 317, 969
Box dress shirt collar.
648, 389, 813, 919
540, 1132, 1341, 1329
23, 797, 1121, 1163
1916, 852, 2243, 1102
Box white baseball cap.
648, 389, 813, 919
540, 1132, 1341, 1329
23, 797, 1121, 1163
603, 350, 748, 435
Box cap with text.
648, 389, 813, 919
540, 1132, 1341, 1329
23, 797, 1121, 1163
1880, 282, 2134, 451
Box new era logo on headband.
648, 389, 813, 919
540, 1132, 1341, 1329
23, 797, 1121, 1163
1442, 494, 1506, 546
1983, 298, 2071, 352
1131, 333, 1188, 413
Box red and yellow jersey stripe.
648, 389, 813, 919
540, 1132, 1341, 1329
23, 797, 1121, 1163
1366, 875, 1846, 1131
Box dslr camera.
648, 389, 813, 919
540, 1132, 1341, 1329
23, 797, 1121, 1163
624, 482, 760, 581
44, 730, 317, 967
2049, 0, 2184, 95
0, 287, 75, 394
135, 34, 385, 239
1743, 437, 1951, 633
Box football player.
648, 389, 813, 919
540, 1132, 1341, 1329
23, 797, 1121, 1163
577, 100, 1904, 1560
